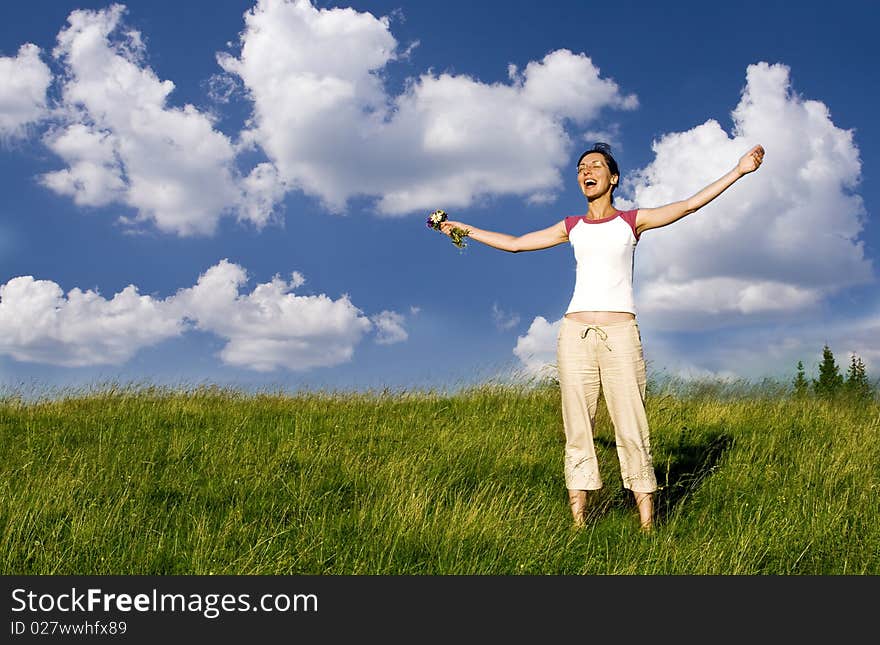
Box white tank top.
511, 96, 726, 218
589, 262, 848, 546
564, 209, 639, 315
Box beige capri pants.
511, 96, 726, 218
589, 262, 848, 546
556, 317, 658, 493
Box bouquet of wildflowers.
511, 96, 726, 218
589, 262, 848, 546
426, 209, 470, 249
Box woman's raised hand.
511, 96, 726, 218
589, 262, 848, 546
437, 219, 472, 249
439, 220, 465, 236
738, 144, 765, 175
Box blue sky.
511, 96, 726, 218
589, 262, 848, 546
1, 0, 878, 395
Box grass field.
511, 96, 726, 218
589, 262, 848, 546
1, 379, 877, 575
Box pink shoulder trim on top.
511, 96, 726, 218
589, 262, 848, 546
564, 209, 640, 239
619, 209, 640, 240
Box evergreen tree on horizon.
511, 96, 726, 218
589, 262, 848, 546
792, 360, 809, 398
844, 352, 872, 401
813, 344, 844, 399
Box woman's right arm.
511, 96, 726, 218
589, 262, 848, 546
439, 219, 568, 253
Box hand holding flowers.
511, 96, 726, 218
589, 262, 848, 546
426, 209, 470, 249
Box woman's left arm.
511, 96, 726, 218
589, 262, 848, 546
635, 144, 765, 236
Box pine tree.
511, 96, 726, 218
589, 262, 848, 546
813, 344, 843, 399
844, 353, 872, 401
792, 360, 809, 398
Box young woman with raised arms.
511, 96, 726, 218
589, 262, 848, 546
435, 142, 765, 530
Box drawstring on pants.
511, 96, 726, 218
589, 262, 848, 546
580, 325, 612, 351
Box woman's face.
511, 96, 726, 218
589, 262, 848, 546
577, 152, 618, 200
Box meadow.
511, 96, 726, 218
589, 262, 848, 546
1, 378, 877, 575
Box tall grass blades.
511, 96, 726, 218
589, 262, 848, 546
0, 381, 877, 574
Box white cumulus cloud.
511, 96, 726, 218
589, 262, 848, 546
170, 260, 375, 371
220, 0, 637, 215
0, 275, 183, 366
39, 4, 280, 236
0, 260, 406, 371
512, 315, 559, 379
625, 62, 871, 330
16, 1, 635, 233
371, 310, 408, 345
0, 43, 52, 139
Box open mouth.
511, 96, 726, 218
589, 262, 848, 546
584, 179, 597, 187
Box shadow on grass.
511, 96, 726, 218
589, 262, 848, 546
591, 427, 733, 525
653, 428, 733, 524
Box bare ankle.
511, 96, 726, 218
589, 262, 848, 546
633, 491, 654, 532
568, 489, 588, 525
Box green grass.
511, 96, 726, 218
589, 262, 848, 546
1, 379, 877, 574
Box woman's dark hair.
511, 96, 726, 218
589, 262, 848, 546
577, 142, 620, 196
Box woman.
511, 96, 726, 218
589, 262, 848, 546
436, 142, 765, 531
